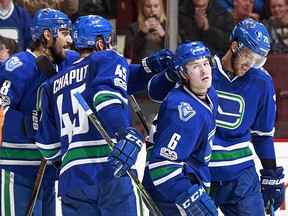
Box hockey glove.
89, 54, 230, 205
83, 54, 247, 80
175, 185, 218, 216
142, 48, 174, 74
166, 66, 180, 82
108, 127, 143, 178
260, 166, 285, 211
22, 110, 40, 139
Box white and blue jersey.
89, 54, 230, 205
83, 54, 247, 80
143, 84, 217, 204
36, 50, 132, 196
0, 3, 33, 50
0, 50, 80, 182
209, 55, 276, 181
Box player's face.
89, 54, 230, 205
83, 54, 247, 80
233, 47, 262, 76
143, 0, 161, 19
185, 57, 212, 95
51, 28, 72, 62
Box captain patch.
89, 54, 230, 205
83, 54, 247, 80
5, 56, 23, 72
178, 102, 196, 122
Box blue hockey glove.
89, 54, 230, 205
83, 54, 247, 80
22, 110, 40, 139
175, 185, 218, 216
260, 167, 285, 211
108, 127, 143, 178
142, 48, 174, 74
166, 65, 180, 82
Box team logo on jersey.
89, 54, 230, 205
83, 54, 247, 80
5, 56, 23, 72
216, 90, 245, 129
160, 147, 178, 160
178, 102, 196, 122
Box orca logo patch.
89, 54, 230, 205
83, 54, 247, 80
5, 56, 23, 72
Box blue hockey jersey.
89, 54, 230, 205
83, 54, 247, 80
209, 55, 276, 181
0, 50, 79, 182
36, 50, 132, 196
0, 3, 33, 50
142, 84, 218, 202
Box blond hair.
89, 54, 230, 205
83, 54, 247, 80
137, 0, 166, 27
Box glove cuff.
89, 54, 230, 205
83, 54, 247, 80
142, 57, 152, 74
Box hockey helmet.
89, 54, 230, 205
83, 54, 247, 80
174, 40, 213, 75
72, 15, 115, 49
230, 18, 270, 68
31, 8, 72, 41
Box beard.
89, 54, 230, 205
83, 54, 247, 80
50, 45, 66, 64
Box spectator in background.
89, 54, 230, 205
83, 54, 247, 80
0, 0, 32, 50
218, 0, 270, 19
14, 0, 79, 18
178, 0, 235, 55
230, 0, 261, 22
262, 0, 288, 53
69, 0, 112, 23
0, 35, 21, 63
124, 0, 166, 64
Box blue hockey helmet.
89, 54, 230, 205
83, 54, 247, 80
174, 40, 213, 74
72, 15, 114, 49
31, 8, 72, 41
230, 18, 270, 68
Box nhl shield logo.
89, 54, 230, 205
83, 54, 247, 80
178, 102, 196, 122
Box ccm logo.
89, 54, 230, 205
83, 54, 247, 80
262, 179, 284, 185
182, 187, 205, 209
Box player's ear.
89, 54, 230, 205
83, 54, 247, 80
43, 30, 53, 42
230, 41, 238, 53
95, 39, 105, 51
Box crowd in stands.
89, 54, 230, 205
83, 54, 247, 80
0, 0, 287, 137
1, 0, 288, 61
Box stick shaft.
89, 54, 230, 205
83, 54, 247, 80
26, 157, 47, 216
129, 95, 150, 135
27, 55, 56, 216
74, 92, 162, 216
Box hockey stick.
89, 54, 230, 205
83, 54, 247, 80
74, 92, 163, 216
27, 55, 57, 216
265, 199, 275, 216
129, 95, 150, 135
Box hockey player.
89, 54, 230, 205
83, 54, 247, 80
142, 41, 218, 215
35, 15, 162, 216
148, 18, 285, 215
0, 8, 79, 216
209, 18, 284, 215
0, 8, 174, 216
